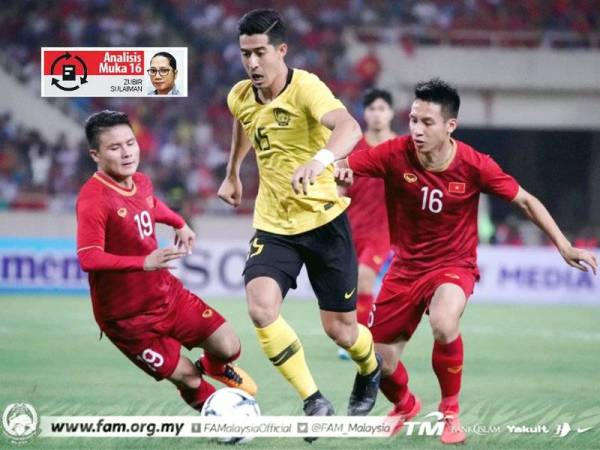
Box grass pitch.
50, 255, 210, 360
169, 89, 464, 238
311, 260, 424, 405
1, 295, 599, 449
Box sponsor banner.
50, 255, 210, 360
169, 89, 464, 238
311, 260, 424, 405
0, 238, 598, 304
41, 47, 187, 97
473, 246, 599, 305
5, 402, 595, 445
0, 238, 87, 291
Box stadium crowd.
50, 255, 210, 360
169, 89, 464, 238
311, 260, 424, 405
1, 0, 598, 243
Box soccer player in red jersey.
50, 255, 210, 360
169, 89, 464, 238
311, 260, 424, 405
336, 79, 597, 444
346, 89, 394, 326
337, 89, 394, 360
76, 110, 257, 412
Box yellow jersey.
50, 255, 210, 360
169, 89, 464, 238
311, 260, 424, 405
227, 68, 350, 235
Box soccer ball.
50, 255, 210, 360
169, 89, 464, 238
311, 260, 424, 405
200, 388, 260, 444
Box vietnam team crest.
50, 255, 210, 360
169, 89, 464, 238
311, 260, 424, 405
273, 108, 291, 126
403, 173, 417, 183
2, 403, 39, 445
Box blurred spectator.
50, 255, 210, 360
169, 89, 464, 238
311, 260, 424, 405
0, 0, 599, 230
354, 47, 381, 89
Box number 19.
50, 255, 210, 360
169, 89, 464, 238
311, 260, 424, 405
134, 210, 153, 239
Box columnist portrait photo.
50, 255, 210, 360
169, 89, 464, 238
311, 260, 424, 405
146, 51, 181, 95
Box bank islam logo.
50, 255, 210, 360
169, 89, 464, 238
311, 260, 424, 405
2, 403, 39, 445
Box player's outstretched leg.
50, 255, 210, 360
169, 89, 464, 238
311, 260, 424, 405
169, 356, 216, 412
194, 320, 258, 395
196, 352, 257, 396
342, 323, 382, 415
196, 322, 257, 396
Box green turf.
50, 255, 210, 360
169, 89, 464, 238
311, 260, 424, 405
1, 295, 599, 449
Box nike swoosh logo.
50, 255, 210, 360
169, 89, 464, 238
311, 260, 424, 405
344, 288, 356, 300
577, 427, 593, 433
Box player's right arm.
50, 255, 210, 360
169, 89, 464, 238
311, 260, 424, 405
76, 196, 185, 272
217, 117, 252, 207
335, 138, 393, 184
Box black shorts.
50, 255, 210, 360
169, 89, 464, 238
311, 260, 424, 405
243, 212, 358, 312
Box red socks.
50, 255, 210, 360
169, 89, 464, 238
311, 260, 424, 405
432, 335, 463, 413
178, 381, 215, 412
198, 347, 241, 376
380, 360, 412, 408
356, 293, 373, 326
180, 347, 241, 412
380, 335, 464, 413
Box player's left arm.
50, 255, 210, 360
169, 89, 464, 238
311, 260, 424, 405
291, 108, 361, 194
153, 197, 195, 254
320, 108, 363, 160
512, 187, 597, 274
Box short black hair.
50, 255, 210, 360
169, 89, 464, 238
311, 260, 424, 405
151, 51, 177, 71
414, 78, 460, 119
363, 88, 393, 108
238, 9, 286, 45
85, 110, 132, 149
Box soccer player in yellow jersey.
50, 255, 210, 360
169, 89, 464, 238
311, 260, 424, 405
218, 9, 382, 423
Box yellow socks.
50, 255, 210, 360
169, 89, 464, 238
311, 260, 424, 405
255, 315, 318, 400
346, 324, 378, 375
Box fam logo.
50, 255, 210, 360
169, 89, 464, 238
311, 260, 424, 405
49, 52, 88, 91
2, 403, 39, 445
273, 108, 291, 126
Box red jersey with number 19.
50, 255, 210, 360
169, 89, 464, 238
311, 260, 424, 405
76, 172, 185, 324
348, 136, 519, 279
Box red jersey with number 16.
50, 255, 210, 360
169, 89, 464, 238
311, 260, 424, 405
348, 136, 519, 279
76, 172, 185, 324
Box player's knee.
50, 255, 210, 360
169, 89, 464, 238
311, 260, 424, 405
379, 355, 396, 376
247, 302, 278, 327
429, 316, 458, 343
246, 280, 281, 327
218, 335, 241, 361
323, 321, 355, 348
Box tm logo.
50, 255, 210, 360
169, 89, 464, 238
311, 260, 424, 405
404, 412, 445, 436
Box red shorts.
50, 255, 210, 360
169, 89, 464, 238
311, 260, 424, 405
354, 235, 391, 274
99, 287, 225, 381
369, 266, 476, 343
